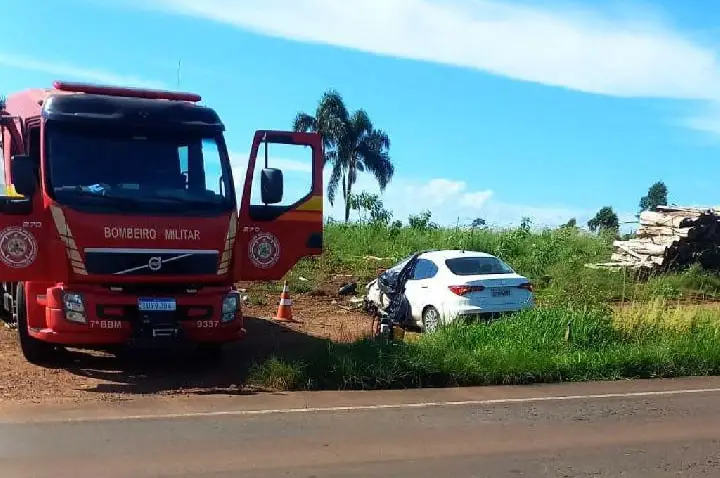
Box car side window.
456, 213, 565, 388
411, 258, 438, 280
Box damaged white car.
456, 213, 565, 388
364, 249, 535, 332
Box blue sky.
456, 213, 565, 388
3, 0, 720, 230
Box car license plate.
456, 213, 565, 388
491, 288, 510, 297
138, 298, 177, 312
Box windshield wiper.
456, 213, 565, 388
54, 188, 141, 205
148, 193, 223, 208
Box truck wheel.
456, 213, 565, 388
15, 283, 56, 365
0, 282, 15, 326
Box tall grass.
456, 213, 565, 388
285, 223, 720, 305
244, 223, 720, 391
247, 302, 720, 391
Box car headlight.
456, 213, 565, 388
221, 292, 240, 323
62, 292, 87, 324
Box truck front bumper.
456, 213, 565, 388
29, 284, 246, 347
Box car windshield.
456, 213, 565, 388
387, 255, 414, 274
445, 256, 515, 276
378, 254, 415, 291
45, 121, 234, 214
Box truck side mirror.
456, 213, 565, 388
260, 168, 283, 204
10, 155, 37, 197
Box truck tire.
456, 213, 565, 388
15, 283, 56, 365
1, 282, 16, 326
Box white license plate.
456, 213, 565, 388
138, 298, 177, 312
491, 288, 510, 297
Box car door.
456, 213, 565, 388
233, 130, 323, 281
403, 258, 440, 322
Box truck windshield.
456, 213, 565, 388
45, 122, 235, 214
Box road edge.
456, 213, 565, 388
2, 375, 720, 424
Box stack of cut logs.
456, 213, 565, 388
590, 205, 720, 271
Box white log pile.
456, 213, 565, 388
589, 205, 720, 271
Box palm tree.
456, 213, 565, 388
293, 89, 394, 223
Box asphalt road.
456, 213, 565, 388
3, 377, 720, 477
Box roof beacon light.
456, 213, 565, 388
52, 81, 202, 102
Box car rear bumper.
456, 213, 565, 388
442, 299, 535, 320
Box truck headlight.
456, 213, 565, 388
221, 292, 240, 323
62, 292, 87, 324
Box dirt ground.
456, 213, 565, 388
5, 276, 720, 407
0, 285, 373, 405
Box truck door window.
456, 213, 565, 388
28, 127, 40, 184
0, 126, 5, 194
249, 142, 312, 213
178, 145, 188, 175
200, 138, 225, 196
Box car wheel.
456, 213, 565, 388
422, 306, 441, 333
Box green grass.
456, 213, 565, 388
247, 303, 720, 391
245, 222, 720, 391
282, 223, 720, 305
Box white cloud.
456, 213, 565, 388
230, 152, 635, 231
141, 0, 720, 101
462, 190, 495, 209
479, 201, 593, 228
323, 170, 587, 229
228, 150, 313, 205
228, 150, 311, 178
318, 168, 641, 232
408, 178, 491, 208
0, 53, 167, 89
481, 201, 636, 233
683, 110, 720, 137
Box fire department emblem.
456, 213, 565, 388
248, 232, 280, 269
0, 227, 39, 269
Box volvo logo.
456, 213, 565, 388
148, 256, 163, 271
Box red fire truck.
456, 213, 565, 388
0, 81, 323, 363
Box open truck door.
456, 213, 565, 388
0, 120, 53, 282
233, 130, 323, 281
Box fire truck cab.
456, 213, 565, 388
0, 81, 323, 364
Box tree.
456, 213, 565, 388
471, 217, 486, 228
561, 218, 577, 228
639, 181, 668, 213
347, 192, 392, 226
588, 206, 619, 233
408, 210, 437, 230
293, 90, 394, 223
0, 95, 5, 111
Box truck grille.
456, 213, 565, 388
84, 248, 219, 276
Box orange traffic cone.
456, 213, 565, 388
274, 281, 297, 323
